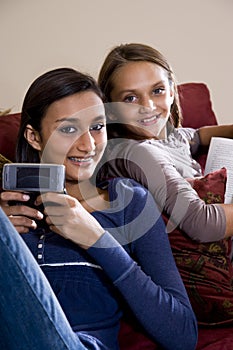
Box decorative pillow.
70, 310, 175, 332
167, 167, 233, 326
188, 167, 227, 204
0, 153, 12, 190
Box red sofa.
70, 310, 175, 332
1, 83, 233, 349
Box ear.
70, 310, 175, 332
24, 124, 42, 151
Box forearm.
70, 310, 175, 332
198, 125, 233, 146
114, 265, 197, 350
88, 231, 197, 350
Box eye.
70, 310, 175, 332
90, 123, 106, 132
152, 87, 165, 95
123, 95, 137, 103
58, 125, 77, 134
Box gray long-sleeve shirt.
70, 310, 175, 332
98, 126, 226, 242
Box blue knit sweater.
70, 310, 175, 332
22, 178, 197, 350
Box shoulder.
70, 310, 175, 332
106, 138, 145, 156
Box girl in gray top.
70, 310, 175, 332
97, 42, 233, 243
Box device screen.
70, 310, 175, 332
16, 167, 50, 189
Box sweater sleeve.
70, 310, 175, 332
88, 233, 197, 350
104, 139, 226, 242
87, 184, 197, 350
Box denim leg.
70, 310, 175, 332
0, 208, 106, 350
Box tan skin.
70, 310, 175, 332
0, 91, 110, 248
108, 61, 233, 238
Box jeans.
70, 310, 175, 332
0, 208, 109, 350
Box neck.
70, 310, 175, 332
65, 179, 109, 213
65, 179, 96, 200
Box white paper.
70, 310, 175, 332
204, 137, 233, 203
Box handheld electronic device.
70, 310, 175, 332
2, 163, 65, 193
2, 163, 66, 230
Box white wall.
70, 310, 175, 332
0, 0, 232, 124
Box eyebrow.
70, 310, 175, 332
117, 80, 167, 95
55, 115, 106, 124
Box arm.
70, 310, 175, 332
104, 140, 232, 242
88, 185, 197, 350
198, 124, 233, 146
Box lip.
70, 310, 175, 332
137, 114, 160, 126
68, 155, 95, 166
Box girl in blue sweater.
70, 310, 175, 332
0, 68, 197, 350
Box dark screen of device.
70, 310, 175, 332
16, 167, 50, 188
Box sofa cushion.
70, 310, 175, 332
118, 320, 159, 350
197, 327, 233, 350
0, 113, 21, 161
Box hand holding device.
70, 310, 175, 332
2, 163, 66, 230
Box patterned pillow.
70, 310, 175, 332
167, 167, 233, 325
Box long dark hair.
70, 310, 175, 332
16, 68, 103, 162
98, 43, 182, 140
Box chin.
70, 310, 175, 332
77, 171, 95, 182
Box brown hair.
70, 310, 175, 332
98, 43, 182, 140
16, 68, 103, 162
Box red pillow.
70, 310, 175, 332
188, 167, 227, 204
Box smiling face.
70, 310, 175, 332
109, 61, 174, 139
26, 91, 107, 183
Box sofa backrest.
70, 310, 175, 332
178, 82, 218, 128
0, 112, 21, 161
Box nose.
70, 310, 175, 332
76, 131, 95, 153
139, 97, 156, 114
